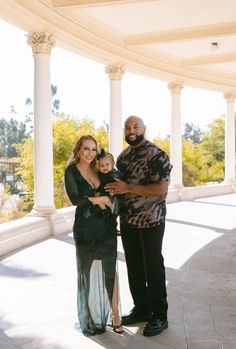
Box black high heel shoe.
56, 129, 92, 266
112, 318, 123, 334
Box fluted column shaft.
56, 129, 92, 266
168, 81, 184, 188
28, 32, 56, 215
224, 92, 235, 182
105, 64, 125, 161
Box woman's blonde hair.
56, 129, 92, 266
67, 135, 98, 167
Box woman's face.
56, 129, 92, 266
77, 140, 97, 164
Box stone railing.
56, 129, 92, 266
0, 182, 235, 258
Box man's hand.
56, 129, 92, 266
105, 178, 129, 196
105, 179, 169, 198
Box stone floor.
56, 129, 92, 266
0, 193, 236, 349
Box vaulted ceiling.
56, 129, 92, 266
1, 0, 236, 91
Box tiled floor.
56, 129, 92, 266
0, 193, 236, 349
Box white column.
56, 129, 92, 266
105, 64, 125, 161
168, 81, 184, 188
28, 32, 56, 215
223, 91, 235, 183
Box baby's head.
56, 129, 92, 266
97, 150, 115, 174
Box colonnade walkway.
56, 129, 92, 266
1, 193, 236, 349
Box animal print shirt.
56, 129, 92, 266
116, 140, 172, 228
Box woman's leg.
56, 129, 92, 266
111, 272, 120, 324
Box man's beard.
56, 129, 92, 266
125, 134, 144, 146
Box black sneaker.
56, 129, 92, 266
143, 316, 168, 336
122, 307, 151, 325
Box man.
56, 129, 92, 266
105, 115, 172, 337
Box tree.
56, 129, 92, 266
154, 137, 204, 186
96, 125, 109, 151
198, 117, 227, 183
77, 117, 96, 139
182, 140, 205, 186
24, 84, 61, 132
201, 117, 225, 162
0, 117, 29, 158
25, 98, 33, 134
16, 115, 109, 210
153, 137, 170, 156
183, 122, 203, 144
14, 137, 34, 197
51, 84, 60, 116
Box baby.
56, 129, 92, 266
96, 149, 122, 217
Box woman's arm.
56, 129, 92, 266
65, 167, 112, 208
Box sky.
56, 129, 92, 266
0, 19, 226, 140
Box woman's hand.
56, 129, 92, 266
100, 196, 112, 208
88, 195, 112, 209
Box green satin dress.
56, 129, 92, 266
65, 164, 118, 336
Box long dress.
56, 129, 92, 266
64, 164, 118, 336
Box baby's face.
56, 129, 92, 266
99, 156, 113, 174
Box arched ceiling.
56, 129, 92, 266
1, 0, 236, 92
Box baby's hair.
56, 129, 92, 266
102, 152, 115, 166
97, 149, 115, 165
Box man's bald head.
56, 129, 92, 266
124, 115, 146, 146
125, 115, 145, 127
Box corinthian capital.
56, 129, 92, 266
224, 91, 235, 103
168, 81, 184, 95
28, 32, 55, 55
105, 64, 125, 80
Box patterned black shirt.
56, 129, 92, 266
116, 140, 172, 228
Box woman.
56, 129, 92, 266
64, 135, 123, 336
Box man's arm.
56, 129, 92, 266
105, 179, 169, 198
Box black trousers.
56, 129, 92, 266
121, 222, 168, 320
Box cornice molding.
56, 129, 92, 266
53, 0, 147, 8
183, 52, 236, 66
125, 21, 236, 46
1, 0, 236, 92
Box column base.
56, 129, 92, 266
169, 183, 183, 190
28, 206, 57, 217
28, 206, 73, 236
223, 179, 236, 192
49, 211, 73, 235
178, 186, 193, 201
168, 184, 193, 201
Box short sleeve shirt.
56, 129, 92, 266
116, 140, 173, 228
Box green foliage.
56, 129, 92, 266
96, 126, 109, 151
12, 115, 233, 216
15, 137, 34, 194
183, 122, 203, 144
77, 117, 96, 138
0, 117, 29, 157
153, 137, 170, 156
153, 114, 229, 187
53, 114, 80, 164
182, 140, 205, 186
202, 117, 225, 162
15, 115, 109, 210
